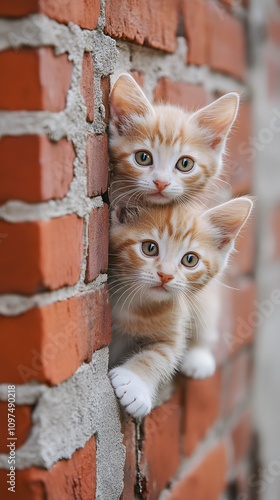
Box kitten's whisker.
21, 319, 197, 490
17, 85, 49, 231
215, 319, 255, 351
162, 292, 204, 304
119, 282, 144, 314
109, 282, 138, 297
125, 188, 144, 208
212, 278, 239, 291
110, 179, 139, 186
212, 177, 232, 190
126, 283, 147, 314
112, 282, 139, 309
109, 282, 136, 299
112, 187, 140, 206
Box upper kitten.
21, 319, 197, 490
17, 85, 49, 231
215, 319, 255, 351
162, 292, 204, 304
109, 197, 252, 418
109, 73, 239, 208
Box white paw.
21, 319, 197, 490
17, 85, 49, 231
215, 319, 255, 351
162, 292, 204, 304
181, 348, 216, 379
109, 366, 152, 418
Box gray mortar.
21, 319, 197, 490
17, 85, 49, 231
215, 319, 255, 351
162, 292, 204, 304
0, 349, 125, 500
0, 382, 46, 405
0, 273, 107, 316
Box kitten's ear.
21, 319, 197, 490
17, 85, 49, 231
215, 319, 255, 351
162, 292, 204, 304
205, 196, 253, 249
110, 73, 154, 133
111, 206, 140, 225
191, 93, 240, 150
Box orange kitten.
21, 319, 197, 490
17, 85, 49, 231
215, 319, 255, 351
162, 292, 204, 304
109, 198, 252, 418
109, 73, 239, 208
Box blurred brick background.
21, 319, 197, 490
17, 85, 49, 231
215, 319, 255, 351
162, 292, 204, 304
0, 0, 279, 499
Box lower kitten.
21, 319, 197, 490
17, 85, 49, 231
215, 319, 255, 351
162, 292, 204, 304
108, 197, 252, 418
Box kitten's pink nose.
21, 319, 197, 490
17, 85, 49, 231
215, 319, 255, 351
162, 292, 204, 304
153, 180, 170, 192
157, 271, 174, 285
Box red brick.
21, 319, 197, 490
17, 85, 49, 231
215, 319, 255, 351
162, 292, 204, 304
0, 403, 32, 452
183, 370, 221, 456
229, 212, 255, 277
101, 76, 110, 125
0, 436, 96, 500
231, 278, 256, 353
154, 78, 211, 110
105, 0, 180, 53
268, 16, 280, 45
0, 215, 83, 294
169, 443, 227, 500
140, 388, 181, 499
121, 417, 136, 500
86, 205, 109, 282
81, 53, 94, 122
231, 412, 252, 463
222, 350, 253, 417
223, 101, 253, 196
0, 0, 38, 16
0, 286, 111, 385
182, 0, 246, 78
181, 0, 208, 65
0, 136, 74, 204
43, 0, 100, 30
0, 48, 72, 111
207, 3, 246, 80
86, 135, 109, 197
0, 1, 100, 30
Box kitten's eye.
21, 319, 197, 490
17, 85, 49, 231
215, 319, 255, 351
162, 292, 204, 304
181, 252, 199, 268
141, 241, 159, 257
176, 156, 195, 173
135, 151, 153, 166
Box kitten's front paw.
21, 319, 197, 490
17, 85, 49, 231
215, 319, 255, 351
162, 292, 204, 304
181, 347, 216, 379
109, 367, 152, 418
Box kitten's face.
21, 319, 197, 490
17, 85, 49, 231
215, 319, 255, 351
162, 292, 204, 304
109, 198, 252, 307
109, 74, 239, 207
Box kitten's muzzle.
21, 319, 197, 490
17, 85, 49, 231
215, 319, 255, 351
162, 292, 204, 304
157, 271, 174, 285
153, 180, 170, 192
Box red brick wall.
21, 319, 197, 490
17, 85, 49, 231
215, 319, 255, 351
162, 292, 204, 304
0, 1, 256, 499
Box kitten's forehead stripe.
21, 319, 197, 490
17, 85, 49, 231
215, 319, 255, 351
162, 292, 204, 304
121, 236, 137, 245
167, 221, 174, 238
117, 151, 131, 161
155, 120, 164, 144
181, 228, 193, 241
